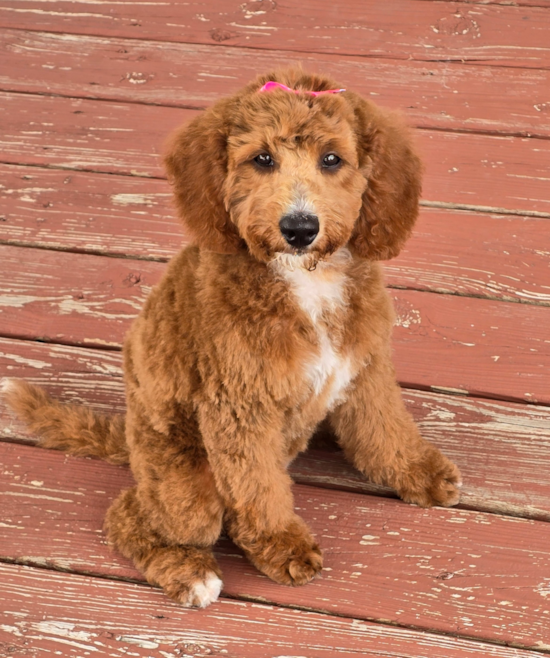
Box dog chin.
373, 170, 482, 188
271, 251, 319, 272
270, 247, 351, 272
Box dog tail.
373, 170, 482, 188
1, 378, 129, 465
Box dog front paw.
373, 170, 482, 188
397, 446, 462, 508
243, 519, 323, 586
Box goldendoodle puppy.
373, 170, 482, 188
2, 68, 461, 608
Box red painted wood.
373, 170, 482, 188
3, 337, 550, 519
0, 564, 536, 658
0, 91, 190, 178
2, 442, 550, 649
391, 289, 550, 404
3, 164, 548, 304
0, 244, 160, 348
2, 92, 549, 215
0, 1, 548, 69
0, 338, 125, 423
2, 29, 550, 138
0, 245, 548, 402
386, 208, 550, 305
0, 165, 182, 259
419, 131, 550, 216
450, 0, 550, 6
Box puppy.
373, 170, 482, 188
2, 69, 461, 608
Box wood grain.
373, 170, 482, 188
2, 442, 550, 649
0, 0, 549, 69
0, 337, 125, 421
2, 92, 549, 216
0, 244, 159, 348
2, 29, 550, 138
0, 91, 190, 178
0, 564, 536, 658
3, 164, 549, 304
391, 289, 550, 404
0, 165, 180, 259
386, 208, 550, 305
2, 337, 550, 519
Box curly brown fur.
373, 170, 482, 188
2, 68, 461, 607
2, 380, 128, 465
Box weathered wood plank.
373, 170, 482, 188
2, 92, 549, 216
3, 165, 548, 304
1, 245, 548, 402
0, 564, 536, 658
419, 130, 550, 216
0, 244, 158, 348
392, 289, 550, 404
0, 1, 549, 69
0, 338, 125, 419
2, 337, 550, 519
2, 442, 550, 649
385, 208, 550, 305
2, 29, 550, 138
0, 91, 190, 178
0, 165, 180, 259
301, 383, 550, 521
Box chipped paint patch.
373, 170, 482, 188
34, 620, 94, 642
111, 192, 168, 206
2, 352, 51, 370
394, 308, 421, 328
116, 636, 159, 649
430, 386, 469, 396
536, 580, 550, 598
360, 534, 380, 546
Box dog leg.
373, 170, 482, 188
197, 400, 323, 586
105, 487, 223, 607
225, 510, 323, 587
329, 353, 462, 508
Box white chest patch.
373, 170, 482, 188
274, 250, 355, 409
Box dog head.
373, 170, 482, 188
164, 69, 422, 265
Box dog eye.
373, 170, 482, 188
322, 153, 341, 169
254, 152, 275, 168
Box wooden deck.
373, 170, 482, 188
1, 1, 550, 655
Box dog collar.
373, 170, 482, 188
259, 81, 346, 96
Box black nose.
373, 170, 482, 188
279, 213, 319, 249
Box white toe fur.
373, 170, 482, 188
183, 573, 223, 608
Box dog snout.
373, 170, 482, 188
279, 213, 319, 249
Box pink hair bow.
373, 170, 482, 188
259, 81, 346, 96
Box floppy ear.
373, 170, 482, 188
347, 94, 423, 260
164, 99, 243, 254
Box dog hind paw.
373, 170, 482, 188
168, 572, 223, 608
